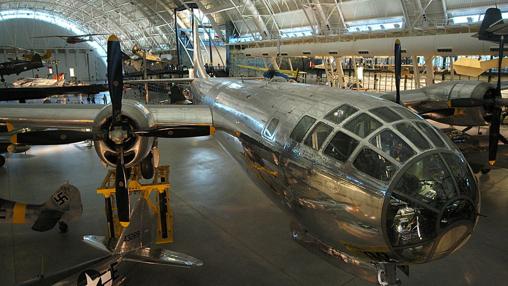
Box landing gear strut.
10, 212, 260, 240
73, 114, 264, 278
96, 164, 173, 244
377, 262, 402, 286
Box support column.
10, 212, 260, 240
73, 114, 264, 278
270, 57, 280, 70
412, 55, 421, 88
336, 57, 345, 88
424, 55, 434, 86
450, 56, 455, 81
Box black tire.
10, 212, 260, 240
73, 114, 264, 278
58, 221, 68, 233
141, 152, 154, 179
0, 155, 5, 167
481, 168, 491, 174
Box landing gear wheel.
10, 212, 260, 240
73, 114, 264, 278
141, 152, 154, 179
481, 168, 491, 174
0, 155, 5, 167
58, 221, 68, 233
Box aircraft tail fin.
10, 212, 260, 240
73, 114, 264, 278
111, 198, 202, 267
478, 8, 504, 42
31, 183, 82, 232
113, 197, 153, 254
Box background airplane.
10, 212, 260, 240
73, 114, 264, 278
0, 49, 51, 82
19, 197, 202, 286
33, 33, 107, 44
0, 183, 81, 232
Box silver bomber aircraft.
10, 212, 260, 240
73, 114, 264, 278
0, 26, 482, 285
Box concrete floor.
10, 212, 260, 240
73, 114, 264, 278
1, 137, 508, 286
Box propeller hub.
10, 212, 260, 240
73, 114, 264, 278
109, 126, 129, 145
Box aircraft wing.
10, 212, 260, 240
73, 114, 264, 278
0, 104, 213, 130
0, 85, 109, 101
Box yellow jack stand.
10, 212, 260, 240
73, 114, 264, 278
96, 165, 173, 245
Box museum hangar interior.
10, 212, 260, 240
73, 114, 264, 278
0, 1, 508, 285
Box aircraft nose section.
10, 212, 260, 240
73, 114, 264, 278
384, 151, 479, 263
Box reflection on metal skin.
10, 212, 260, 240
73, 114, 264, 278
191, 78, 479, 280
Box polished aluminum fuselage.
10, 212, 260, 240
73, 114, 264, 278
191, 78, 479, 265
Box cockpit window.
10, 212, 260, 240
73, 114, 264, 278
391, 106, 422, 120
442, 153, 477, 201
394, 154, 456, 208
290, 115, 316, 143
370, 129, 415, 163
344, 113, 382, 138
354, 148, 397, 181
415, 122, 446, 148
396, 122, 431, 150
324, 131, 359, 162
304, 122, 333, 150
370, 107, 402, 123
324, 104, 358, 125
263, 118, 279, 140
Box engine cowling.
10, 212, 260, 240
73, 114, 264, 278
93, 100, 155, 167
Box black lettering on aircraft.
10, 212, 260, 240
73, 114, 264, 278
124, 230, 140, 242
52, 191, 69, 206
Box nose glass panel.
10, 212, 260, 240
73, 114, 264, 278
385, 152, 478, 263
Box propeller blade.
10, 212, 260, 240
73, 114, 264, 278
115, 147, 130, 227
135, 125, 213, 138
489, 35, 505, 166
107, 35, 124, 121
15, 130, 94, 145
394, 39, 402, 105
489, 107, 502, 165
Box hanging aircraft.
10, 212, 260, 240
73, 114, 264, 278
237, 64, 302, 80
0, 49, 52, 83
0, 24, 483, 285
33, 34, 107, 44
19, 197, 202, 286
0, 183, 82, 232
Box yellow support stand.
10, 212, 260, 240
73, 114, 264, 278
96, 165, 174, 244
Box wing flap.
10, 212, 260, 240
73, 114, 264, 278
147, 105, 213, 127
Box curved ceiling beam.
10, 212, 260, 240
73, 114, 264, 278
0, 1, 139, 49
0, 0, 170, 51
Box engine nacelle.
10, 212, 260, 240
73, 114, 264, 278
382, 81, 497, 126
93, 100, 155, 167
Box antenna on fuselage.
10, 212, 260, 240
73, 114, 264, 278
394, 39, 402, 105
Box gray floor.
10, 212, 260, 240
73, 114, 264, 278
1, 137, 507, 286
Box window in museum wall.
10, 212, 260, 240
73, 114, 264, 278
324, 104, 358, 125
304, 122, 333, 151
290, 115, 317, 143
324, 131, 359, 163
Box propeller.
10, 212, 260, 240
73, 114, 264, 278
107, 34, 131, 227
14, 130, 95, 145
394, 39, 402, 105
135, 126, 212, 138
488, 35, 504, 166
